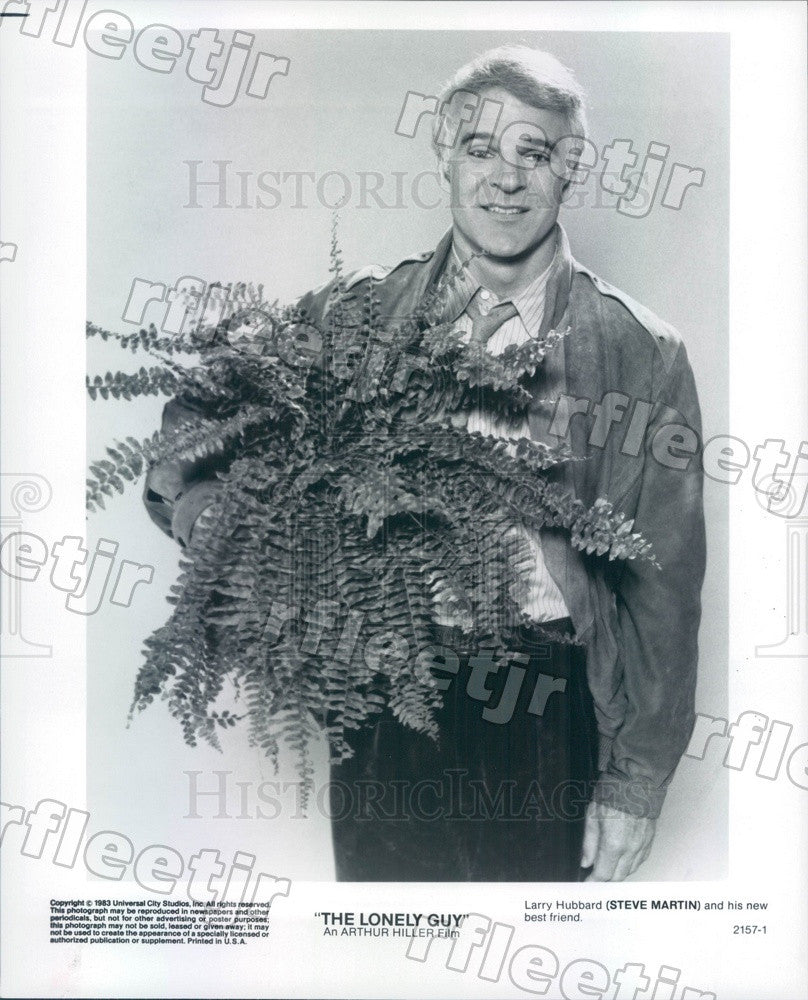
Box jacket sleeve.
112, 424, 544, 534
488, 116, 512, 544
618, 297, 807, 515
142, 394, 229, 547
593, 340, 706, 819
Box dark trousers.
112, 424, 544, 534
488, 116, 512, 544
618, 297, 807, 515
329, 622, 599, 881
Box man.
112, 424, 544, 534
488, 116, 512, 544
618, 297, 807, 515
144, 45, 705, 882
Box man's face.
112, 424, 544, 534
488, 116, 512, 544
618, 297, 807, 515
444, 86, 571, 266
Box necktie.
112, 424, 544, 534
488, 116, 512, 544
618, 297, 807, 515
467, 297, 519, 345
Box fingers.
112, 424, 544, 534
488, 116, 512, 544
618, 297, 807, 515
584, 802, 626, 880
579, 802, 600, 870
610, 848, 639, 883
585, 839, 622, 881
586, 838, 639, 882
627, 839, 654, 878
617, 832, 653, 881
583, 805, 656, 881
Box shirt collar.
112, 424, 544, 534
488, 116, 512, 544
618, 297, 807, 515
440, 230, 560, 336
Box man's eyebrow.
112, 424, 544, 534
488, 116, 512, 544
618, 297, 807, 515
459, 131, 494, 147
459, 130, 553, 148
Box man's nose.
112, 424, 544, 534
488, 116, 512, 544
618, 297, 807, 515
489, 154, 528, 192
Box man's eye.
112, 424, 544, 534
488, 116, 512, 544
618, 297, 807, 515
518, 148, 551, 165
467, 146, 493, 159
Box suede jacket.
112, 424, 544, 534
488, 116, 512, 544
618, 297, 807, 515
144, 225, 706, 819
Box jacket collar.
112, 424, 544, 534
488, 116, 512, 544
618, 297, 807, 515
421, 223, 576, 335
422, 227, 455, 299
539, 223, 575, 336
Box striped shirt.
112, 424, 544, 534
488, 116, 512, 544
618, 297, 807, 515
435, 246, 570, 625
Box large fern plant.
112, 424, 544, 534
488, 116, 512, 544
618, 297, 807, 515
87, 233, 654, 801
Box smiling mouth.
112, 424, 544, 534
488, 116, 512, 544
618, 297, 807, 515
482, 205, 529, 216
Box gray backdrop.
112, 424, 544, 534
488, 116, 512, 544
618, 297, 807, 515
87, 29, 729, 880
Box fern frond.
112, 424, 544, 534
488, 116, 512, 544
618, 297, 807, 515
91, 232, 658, 796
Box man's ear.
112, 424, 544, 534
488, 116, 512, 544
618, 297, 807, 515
554, 138, 589, 203
558, 162, 579, 202
437, 155, 452, 191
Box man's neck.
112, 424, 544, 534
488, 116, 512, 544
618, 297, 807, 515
452, 226, 558, 300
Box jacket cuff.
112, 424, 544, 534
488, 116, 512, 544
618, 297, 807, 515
592, 770, 667, 820
171, 481, 223, 547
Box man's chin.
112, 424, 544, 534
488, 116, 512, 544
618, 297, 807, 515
478, 239, 543, 264
452, 219, 558, 266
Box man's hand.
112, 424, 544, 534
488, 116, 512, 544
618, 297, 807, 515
580, 801, 656, 881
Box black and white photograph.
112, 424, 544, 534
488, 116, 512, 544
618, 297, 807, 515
0, 2, 806, 998
87, 20, 730, 885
